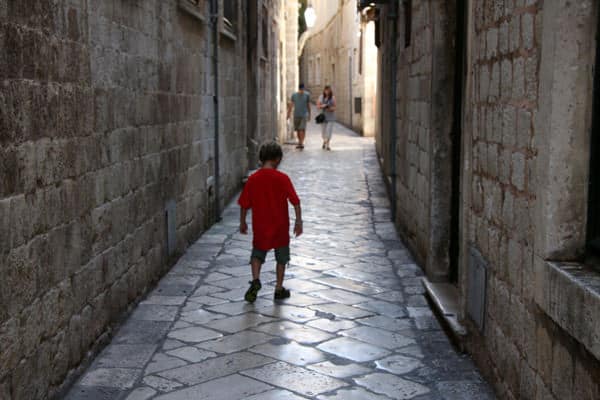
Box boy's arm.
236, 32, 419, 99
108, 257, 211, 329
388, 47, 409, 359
293, 203, 303, 237
240, 207, 248, 234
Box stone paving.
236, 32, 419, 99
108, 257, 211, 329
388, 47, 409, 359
65, 119, 495, 399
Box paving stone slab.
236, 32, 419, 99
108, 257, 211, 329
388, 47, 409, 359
166, 346, 217, 363
125, 387, 157, 400
242, 361, 348, 397
142, 375, 183, 392
167, 326, 223, 343
197, 331, 274, 354
185, 295, 228, 307
354, 373, 430, 399
65, 386, 126, 400
191, 285, 226, 297
162, 340, 186, 351
435, 380, 496, 399
79, 368, 141, 389
317, 387, 392, 400
313, 277, 385, 295
256, 304, 319, 322
340, 326, 416, 350
206, 313, 276, 333
317, 337, 390, 362
306, 318, 358, 333
245, 389, 308, 400
253, 320, 334, 344
373, 290, 405, 303
250, 341, 326, 366
130, 305, 180, 322
306, 361, 372, 379
356, 315, 413, 332
375, 355, 423, 375
180, 309, 228, 325
309, 303, 374, 320
114, 321, 172, 345
157, 352, 273, 386
355, 300, 407, 318
312, 289, 373, 305
95, 344, 157, 369
154, 374, 273, 400
275, 292, 330, 307
145, 353, 188, 375
141, 296, 188, 306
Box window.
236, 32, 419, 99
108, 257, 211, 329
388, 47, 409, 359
262, 6, 269, 58
587, 24, 600, 257
404, 0, 412, 48
308, 59, 314, 84
223, 0, 238, 35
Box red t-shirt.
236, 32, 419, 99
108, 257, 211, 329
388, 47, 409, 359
238, 168, 300, 251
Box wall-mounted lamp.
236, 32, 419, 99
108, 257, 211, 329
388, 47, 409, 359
304, 5, 316, 28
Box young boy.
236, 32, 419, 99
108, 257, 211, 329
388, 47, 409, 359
238, 142, 303, 302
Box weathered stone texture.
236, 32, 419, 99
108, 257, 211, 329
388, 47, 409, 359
0, 1, 289, 399
377, 0, 600, 398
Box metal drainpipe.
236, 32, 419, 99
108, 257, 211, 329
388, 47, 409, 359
211, 0, 221, 221
389, 2, 398, 222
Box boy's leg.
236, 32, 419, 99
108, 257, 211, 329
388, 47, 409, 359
275, 263, 286, 289
251, 257, 262, 281
245, 249, 266, 303
274, 247, 291, 299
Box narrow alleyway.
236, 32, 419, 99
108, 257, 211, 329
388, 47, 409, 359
65, 120, 494, 400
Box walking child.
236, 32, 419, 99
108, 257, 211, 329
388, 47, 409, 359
238, 142, 303, 302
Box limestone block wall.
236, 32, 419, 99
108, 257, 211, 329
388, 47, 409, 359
0, 1, 260, 399
394, 1, 434, 266
376, 0, 600, 398
465, 0, 543, 397
464, 1, 600, 399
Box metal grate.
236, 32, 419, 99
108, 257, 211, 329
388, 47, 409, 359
467, 246, 487, 332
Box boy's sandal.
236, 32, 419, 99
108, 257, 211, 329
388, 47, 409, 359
274, 287, 291, 300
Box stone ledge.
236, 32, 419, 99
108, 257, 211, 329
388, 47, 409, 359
422, 279, 467, 349
535, 260, 600, 361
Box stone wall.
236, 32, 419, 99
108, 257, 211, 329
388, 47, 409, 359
0, 1, 289, 399
376, 0, 600, 399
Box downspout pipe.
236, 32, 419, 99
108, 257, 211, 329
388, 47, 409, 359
210, 0, 221, 221
389, 2, 398, 222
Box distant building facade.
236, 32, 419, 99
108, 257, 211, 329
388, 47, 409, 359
299, 0, 378, 136
0, 1, 296, 399
374, 0, 600, 399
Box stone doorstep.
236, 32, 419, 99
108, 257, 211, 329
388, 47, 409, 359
422, 278, 468, 348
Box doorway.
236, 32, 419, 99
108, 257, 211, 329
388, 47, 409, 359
586, 11, 600, 259
449, 0, 466, 283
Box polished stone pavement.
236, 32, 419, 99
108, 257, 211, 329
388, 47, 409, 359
65, 119, 495, 399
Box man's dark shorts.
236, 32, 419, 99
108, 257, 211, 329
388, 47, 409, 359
251, 246, 290, 265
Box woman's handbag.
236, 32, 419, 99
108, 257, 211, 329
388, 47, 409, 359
315, 113, 326, 124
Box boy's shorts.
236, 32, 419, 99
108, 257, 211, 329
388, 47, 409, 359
293, 117, 307, 131
251, 246, 290, 265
